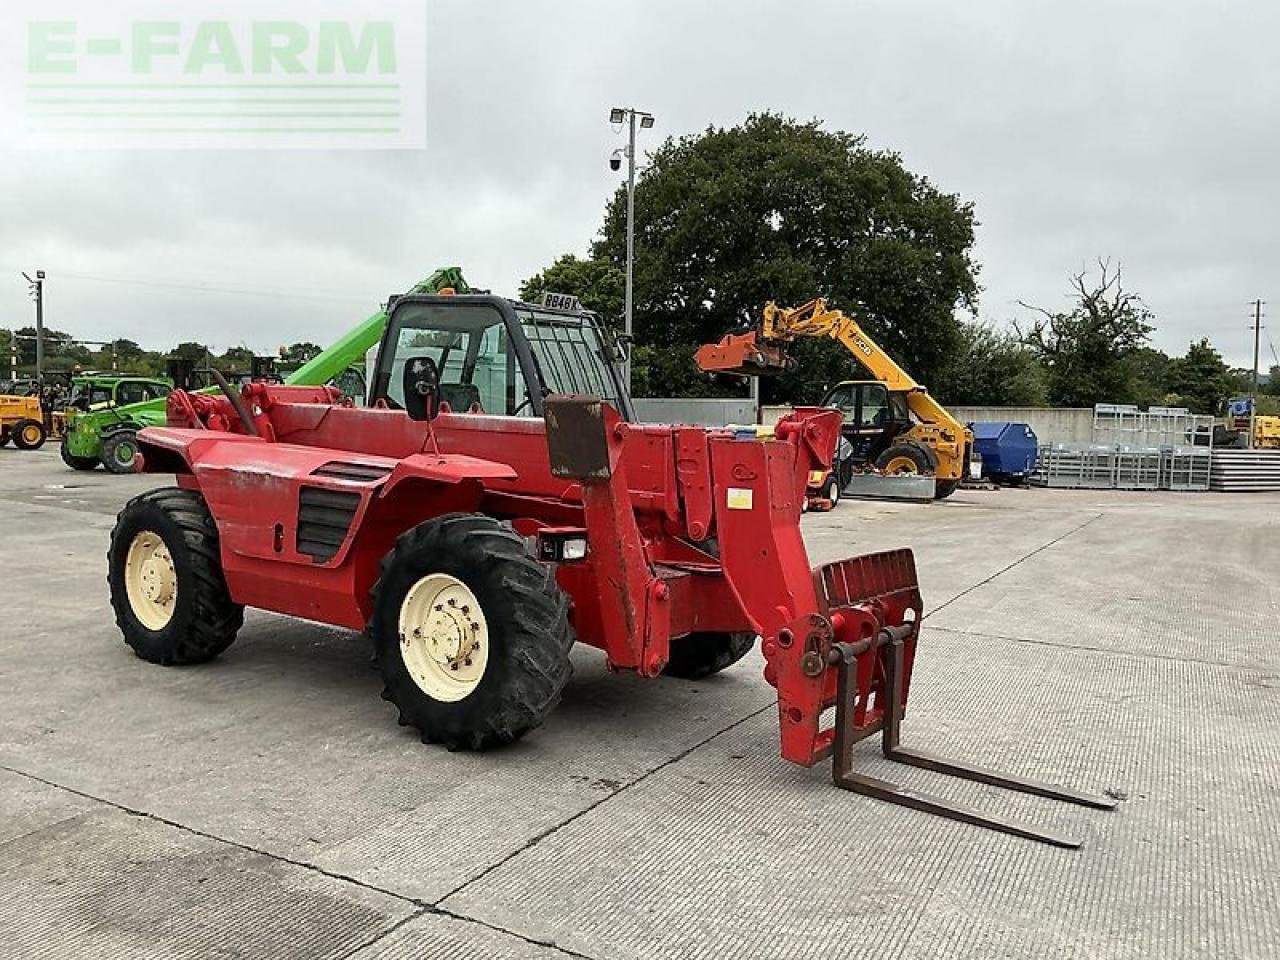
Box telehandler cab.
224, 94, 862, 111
108, 292, 1112, 846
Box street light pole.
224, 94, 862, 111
609, 107, 654, 393
22, 270, 45, 385
624, 109, 637, 391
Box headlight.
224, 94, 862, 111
536, 529, 589, 563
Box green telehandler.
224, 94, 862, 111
60, 268, 472, 473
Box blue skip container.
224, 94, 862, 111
971, 422, 1039, 484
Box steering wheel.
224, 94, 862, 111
512, 395, 534, 416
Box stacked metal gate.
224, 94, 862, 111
1032, 405, 1213, 491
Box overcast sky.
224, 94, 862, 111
1, 0, 1277, 370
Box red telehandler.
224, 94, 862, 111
107, 292, 1113, 846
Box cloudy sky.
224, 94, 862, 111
1, 0, 1277, 370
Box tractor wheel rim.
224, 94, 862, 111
124, 531, 177, 631
22, 425, 41, 444
398, 573, 488, 702
114, 441, 135, 465
883, 456, 919, 475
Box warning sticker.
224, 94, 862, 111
726, 487, 754, 510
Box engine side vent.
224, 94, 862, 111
311, 461, 393, 482
296, 487, 361, 562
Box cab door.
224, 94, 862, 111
823, 382, 902, 465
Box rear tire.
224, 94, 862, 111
0, 429, 9, 447
60, 440, 99, 471
663, 632, 756, 680
108, 488, 244, 665
102, 430, 140, 474
12, 419, 46, 451
934, 479, 960, 499
371, 513, 574, 751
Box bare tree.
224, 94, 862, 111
1016, 259, 1154, 406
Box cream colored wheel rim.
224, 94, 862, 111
398, 573, 488, 702
124, 531, 177, 631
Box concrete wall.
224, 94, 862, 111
632, 398, 757, 427
761, 404, 1096, 445
949, 407, 1095, 445
647, 400, 1096, 446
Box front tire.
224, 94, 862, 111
61, 440, 100, 471
108, 488, 244, 664
12, 419, 46, 451
102, 430, 140, 474
371, 513, 574, 751
663, 632, 756, 680
874, 442, 934, 476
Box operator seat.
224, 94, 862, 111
439, 383, 482, 413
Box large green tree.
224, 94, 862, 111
525, 113, 979, 401
1017, 261, 1154, 406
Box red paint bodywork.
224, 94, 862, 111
139, 383, 922, 767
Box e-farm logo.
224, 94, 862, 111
11, 1, 425, 149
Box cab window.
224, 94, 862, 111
824, 385, 857, 418
116, 382, 147, 405
858, 386, 891, 429
379, 302, 522, 415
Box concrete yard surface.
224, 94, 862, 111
1, 444, 1278, 959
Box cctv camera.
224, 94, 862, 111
609, 150, 622, 172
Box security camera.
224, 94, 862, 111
609, 150, 623, 172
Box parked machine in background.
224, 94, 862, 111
1194, 398, 1280, 450
0, 394, 51, 450
971, 422, 1039, 485
696, 299, 973, 500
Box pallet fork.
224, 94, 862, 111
828, 625, 1116, 848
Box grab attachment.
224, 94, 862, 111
829, 626, 1116, 848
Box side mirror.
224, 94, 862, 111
402, 356, 441, 422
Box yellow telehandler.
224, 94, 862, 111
696, 299, 973, 500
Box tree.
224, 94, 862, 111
525, 113, 979, 400
218, 346, 256, 373
1130, 347, 1174, 407
1017, 260, 1154, 406
283, 342, 323, 365
12, 326, 87, 366
1264, 365, 1280, 397
519, 255, 624, 321
1166, 339, 1237, 414
167, 342, 211, 369
935, 321, 1047, 406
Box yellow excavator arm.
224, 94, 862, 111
758, 299, 968, 446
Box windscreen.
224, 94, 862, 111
382, 302, 523, 415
